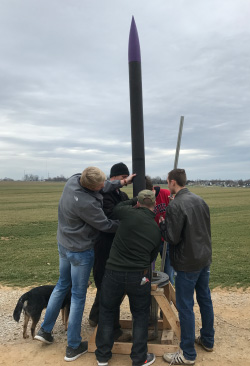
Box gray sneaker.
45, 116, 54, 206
163, 349, 195, 364
64, 341, 88, 362
195, 336, 213, 352
34, 328, 54, 344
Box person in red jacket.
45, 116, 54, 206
146, 176, 174, 284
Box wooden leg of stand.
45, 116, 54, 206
169, 282, 176, 307
164, 282, 176, 307
161, 329, 174, 344
153, 293, 180, 340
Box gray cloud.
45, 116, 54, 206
0, 0, 249, 180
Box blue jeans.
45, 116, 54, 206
41, 243, 94, 348
95, 269, 151, 366
160, 241, 175, 285
175, 266, 214, 361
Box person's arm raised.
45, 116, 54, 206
120, 173, 136, 187
102, 173, 136, 193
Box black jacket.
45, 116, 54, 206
106, 198, 161, 271
93, 189, 129, 288
160, 188, 212, 272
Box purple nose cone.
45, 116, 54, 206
128, 16, 141, 62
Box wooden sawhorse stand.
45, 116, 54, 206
88, 282, 180, 356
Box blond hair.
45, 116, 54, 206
80, 167, 106, 190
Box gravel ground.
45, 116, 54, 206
0, 286, 250, 366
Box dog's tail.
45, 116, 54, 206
13, 293, 28, 322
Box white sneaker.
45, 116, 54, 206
163, 349, 195, 365
97, 362, 108, 366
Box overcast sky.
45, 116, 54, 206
0, 0, 249, 180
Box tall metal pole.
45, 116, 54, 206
128, 16, 146, 197
174, 116, 184, 169
161, 116, 184, 274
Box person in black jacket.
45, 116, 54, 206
89, 163, 130, 339
160, 169, 214, 365
95, 190, 161, 366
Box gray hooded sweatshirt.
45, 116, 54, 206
57, 174, 121, 252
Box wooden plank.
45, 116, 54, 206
162, 313, 172, 330
161, 329, 174, 344
162, 284, 172, 329
151, 290, 164, 297
154, 294, 181, 340
151, 287, 164, 294
169, 282, 176, 307
158, 282, 176, 307
152, 286, 172, 329
164, 283, 171, 301
118, 319, 165, 330
148, 343, 178, 356
151, 284, 158, 291
110, 342, 178, 356
89, 337, 178, 356
111, 342, 132, 355
119, 319, 132, 329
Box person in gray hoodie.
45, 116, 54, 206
35, 166, 135, 362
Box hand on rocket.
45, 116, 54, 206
125, 173, 136, 185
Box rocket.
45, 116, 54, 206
128, 16, 146, 197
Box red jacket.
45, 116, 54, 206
154, 187, 171, 226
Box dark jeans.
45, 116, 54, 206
175, 266, 214, 361
95, 269, 151, 366
89, 287, 121, 333
91, 237, 122, 330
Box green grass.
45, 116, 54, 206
0, 182, 249, 288
0, 182, 62, 286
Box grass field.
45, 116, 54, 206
0, 181, 250, 288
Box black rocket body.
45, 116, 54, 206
128, 17, 146, 197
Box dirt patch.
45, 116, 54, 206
0, 286, 250, 366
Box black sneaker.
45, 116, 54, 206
64, 341, 88, 362
34, 328, 54, 344
133, 353, 156, 366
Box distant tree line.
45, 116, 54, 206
0, 174, 68, 182
185, 179, 250, 187
146, 177, 250, 188
24, 174, 39, 181
45, 175, 68, 182
1, 175, 250, 187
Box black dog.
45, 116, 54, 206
13, 285, 71, 339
